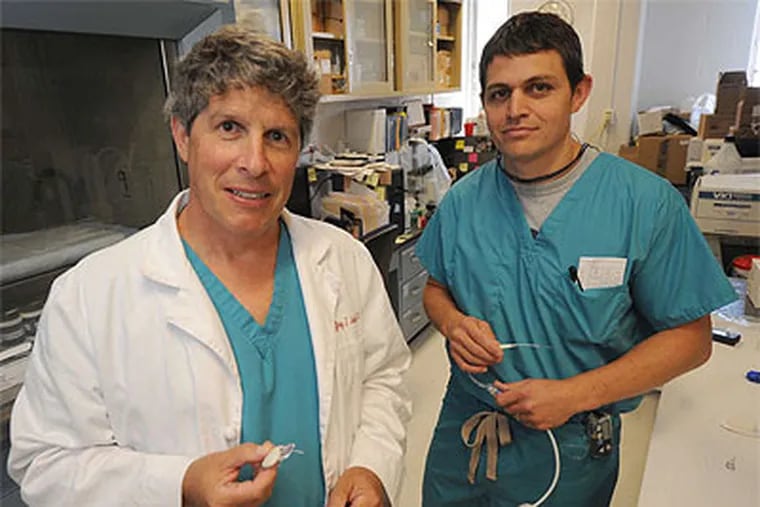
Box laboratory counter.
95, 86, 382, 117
638, 299, 759, 506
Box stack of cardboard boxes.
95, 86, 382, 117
698, 71, 751, 139
619, 134, 691, 185
619, 70, 759, 185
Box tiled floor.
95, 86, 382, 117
398, 326, 660, 507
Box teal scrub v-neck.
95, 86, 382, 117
417, 153, 736, 414
183, 222, 324, 506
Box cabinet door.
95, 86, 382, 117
435, 0, 462, 91
235, 0, 293, 47
344, 0, 393, 95
291, 0, 350, 95
395, 0, 435, 93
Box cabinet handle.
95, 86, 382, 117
410, 312, 423, 323
410, 285, 422, 296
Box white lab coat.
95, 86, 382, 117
8, 191, 412, 506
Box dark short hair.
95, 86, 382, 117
479, 11, 585, 96
164, 24, 320, 147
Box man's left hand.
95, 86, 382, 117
326, 467, 390, 507
492, 378, 582, 430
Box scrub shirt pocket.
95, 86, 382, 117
561, 281, 632, 347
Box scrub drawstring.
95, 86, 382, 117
460, 411, 512, 484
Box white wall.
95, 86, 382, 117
508, 0, 645, 152
432, 0, 509, 121
636, 0, 757, 111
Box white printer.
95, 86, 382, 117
690, 173, 760, 237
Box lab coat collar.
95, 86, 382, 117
140, 191, 340, 377
142, 192, 334, 285
140, 191, 236, 370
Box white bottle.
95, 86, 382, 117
474, 109, 489, 136
704, 130, 742, 174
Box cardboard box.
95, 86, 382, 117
634, 134, 691, 185
663, 135, 691, 185
378, 170, 392, 186
311, 12, 324, 32
737, 87, 760, 127
698, 114, 736, 139
324, 0, 343, 19
618, 144, 638, 164
324, 17, 343, 36
715, 70, 747, 115
437, 5, 451, 35
637, 136, 667, 173
637, 109, 665, 136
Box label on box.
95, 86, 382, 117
307, 167, 317, 183
468, 153, 478, 163
463, 146, 474, 153
455, 140, 465, 150
367, 173, 380, 187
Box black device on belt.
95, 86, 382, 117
585, 411, 614, 458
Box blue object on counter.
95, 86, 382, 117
746, 370, 760, 384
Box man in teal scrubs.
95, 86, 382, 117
416, 12, 736, 506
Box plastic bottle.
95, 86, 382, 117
474, 109, 489, 136
704, 129, 742, 174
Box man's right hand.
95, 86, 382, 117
444, 315, 503, 373
182, 442, 278, 507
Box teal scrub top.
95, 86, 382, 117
184, 222, 325, 506
416, 153, 737, 413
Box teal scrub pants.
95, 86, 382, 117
422, 379, 620, 507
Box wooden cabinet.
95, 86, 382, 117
394, 0, 462, 93
434, 0, 462, 91
290, 0, 462, 97
291, 0, 394, 96
393, 0, 436, 93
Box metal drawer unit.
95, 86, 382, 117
388, 235, 429, 341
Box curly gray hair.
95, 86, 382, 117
164, 25, 320, 147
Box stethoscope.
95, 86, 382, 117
467, 343, 560, 507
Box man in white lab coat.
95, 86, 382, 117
9, 25, 411, 507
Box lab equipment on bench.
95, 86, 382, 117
691, 173, 760, 237
690, 173, 760, 265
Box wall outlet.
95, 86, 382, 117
603, 108, 615, 126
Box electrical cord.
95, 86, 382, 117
517, 428, 560, 507
466, 342, 561, 506
308, 174, 333, 203
469, 371, 562, 506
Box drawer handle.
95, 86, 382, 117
410, 312, 423, 323
410, 286, 422, 296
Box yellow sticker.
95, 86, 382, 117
375, 186, 386, 201
307, 167, 318, 183
459, 163, 469, 173
368, 173, 380, 187
455, 140, 466, 150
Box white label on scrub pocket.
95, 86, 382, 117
577, 257, 627, 289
